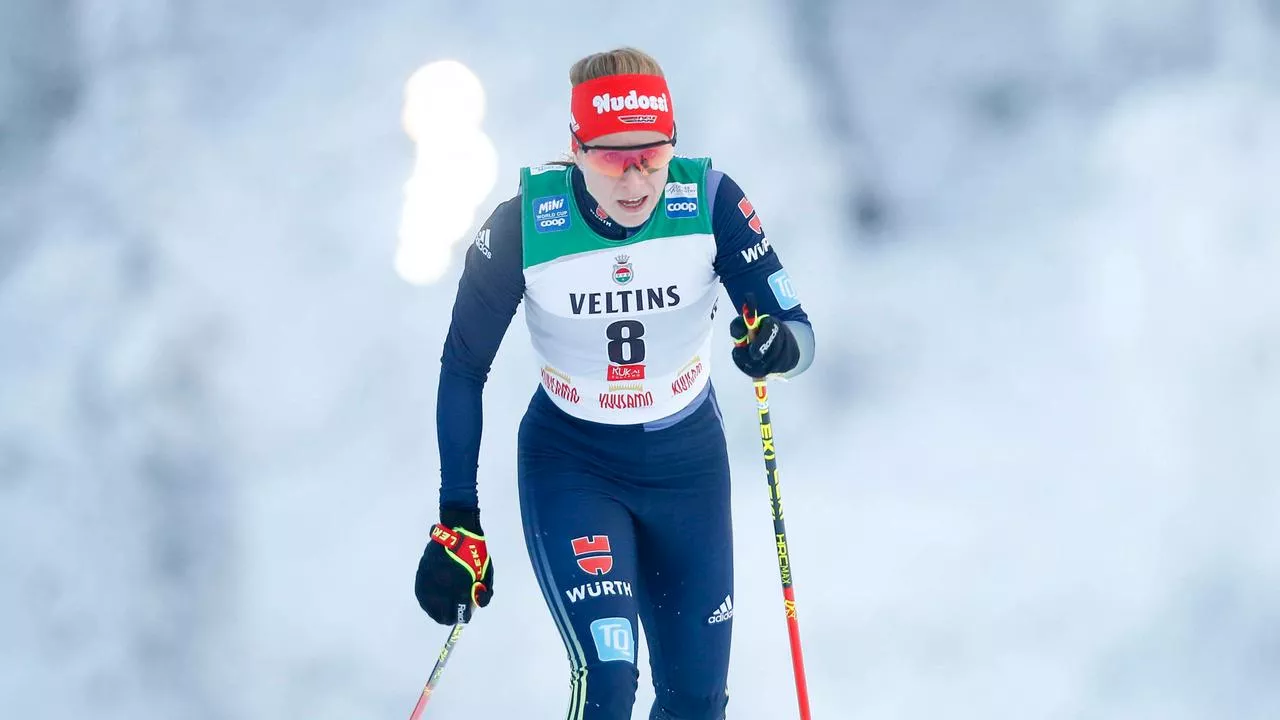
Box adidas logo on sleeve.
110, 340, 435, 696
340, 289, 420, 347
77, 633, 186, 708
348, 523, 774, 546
706, 595, 734, 625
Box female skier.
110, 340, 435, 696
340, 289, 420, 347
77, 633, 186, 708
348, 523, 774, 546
414, 47, 816, 720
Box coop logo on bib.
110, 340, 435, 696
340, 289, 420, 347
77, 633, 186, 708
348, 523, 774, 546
534, 195, 570, 233
664, 182, 699, 219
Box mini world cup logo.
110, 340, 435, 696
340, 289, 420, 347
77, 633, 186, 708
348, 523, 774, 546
612, 254, 633, 285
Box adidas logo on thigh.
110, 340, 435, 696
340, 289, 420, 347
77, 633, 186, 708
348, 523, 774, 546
706, 594, 734, 625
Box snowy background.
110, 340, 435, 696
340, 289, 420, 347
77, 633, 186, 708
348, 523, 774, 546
3, 1, 1279, 718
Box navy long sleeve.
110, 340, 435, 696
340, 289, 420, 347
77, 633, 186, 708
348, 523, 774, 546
708, 172, 810, 322
437, 196, 524, 510
708, 171, 815, 377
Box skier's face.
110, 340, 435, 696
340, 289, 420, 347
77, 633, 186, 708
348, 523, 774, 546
576, 130, 673, 228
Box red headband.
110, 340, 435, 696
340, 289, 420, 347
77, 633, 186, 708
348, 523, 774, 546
570, 73, 675, 148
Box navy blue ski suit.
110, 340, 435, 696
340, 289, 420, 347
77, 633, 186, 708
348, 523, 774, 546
435, 164, 814, 719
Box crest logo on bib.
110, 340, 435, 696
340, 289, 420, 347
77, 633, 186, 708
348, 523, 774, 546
612, 254, 634, 285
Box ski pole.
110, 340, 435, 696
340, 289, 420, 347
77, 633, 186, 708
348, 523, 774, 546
740, 305, 813, 720
408, 604, 471, 720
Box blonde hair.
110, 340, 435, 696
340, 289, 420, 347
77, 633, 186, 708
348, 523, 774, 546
569, 47, 665, 87
551, 48, 667, 164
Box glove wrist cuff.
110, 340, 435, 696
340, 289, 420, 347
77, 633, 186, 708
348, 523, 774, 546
440, 506, 482, 534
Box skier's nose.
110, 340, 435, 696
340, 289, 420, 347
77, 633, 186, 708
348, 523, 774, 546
617, 167, 648, 191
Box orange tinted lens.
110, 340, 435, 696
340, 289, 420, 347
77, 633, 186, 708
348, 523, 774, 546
638, 144, 675, 172
583, 144, 675, 177
580, 151, 624, 177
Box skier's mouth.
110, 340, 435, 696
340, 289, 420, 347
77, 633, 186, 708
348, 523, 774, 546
617, 196, 648, 212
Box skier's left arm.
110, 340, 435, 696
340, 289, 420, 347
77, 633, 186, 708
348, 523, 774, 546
711, 170, 815, 379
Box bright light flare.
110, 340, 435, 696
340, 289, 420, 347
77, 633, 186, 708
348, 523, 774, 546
409, 127, 499, 202
402, 60, 486, 140
395, 238, 454, 287
396, 60, 498, 286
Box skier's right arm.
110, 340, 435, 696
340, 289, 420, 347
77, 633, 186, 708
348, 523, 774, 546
417, 195, 523, 626
436, 195, 525, 513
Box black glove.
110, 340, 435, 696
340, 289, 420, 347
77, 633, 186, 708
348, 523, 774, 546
415, 507, 494, 625
729, 299, 800, 378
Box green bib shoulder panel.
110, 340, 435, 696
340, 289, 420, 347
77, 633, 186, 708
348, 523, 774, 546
518, 157, 713, 269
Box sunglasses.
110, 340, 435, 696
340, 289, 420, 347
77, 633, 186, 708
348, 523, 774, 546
573, 130, 678, 178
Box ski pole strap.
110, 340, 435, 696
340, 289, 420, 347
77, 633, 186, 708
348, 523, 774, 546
431, 524, 491, 582
734, 301, 769, 348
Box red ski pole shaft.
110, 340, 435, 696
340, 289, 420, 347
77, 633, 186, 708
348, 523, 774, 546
753, 378, 813, 720
408, 605, 471, 720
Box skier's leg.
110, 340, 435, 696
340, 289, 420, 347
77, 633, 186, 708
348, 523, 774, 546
634, 397, 734, 720
519, 416, 643, 720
